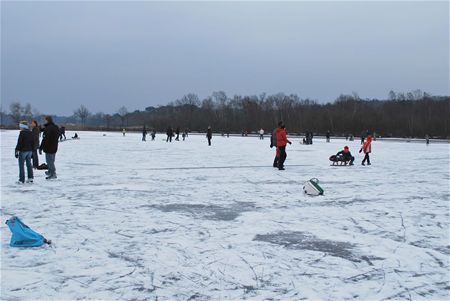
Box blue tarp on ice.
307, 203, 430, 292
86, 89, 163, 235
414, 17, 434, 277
5, 216, 47, 247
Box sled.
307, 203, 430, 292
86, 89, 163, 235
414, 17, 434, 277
5, 216, 51, 248
303, 178, 324, 196
329, 155, 353, 166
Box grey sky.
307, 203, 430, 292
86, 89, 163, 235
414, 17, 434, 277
1, 1, 449, 116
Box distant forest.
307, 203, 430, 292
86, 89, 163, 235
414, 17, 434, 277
2, 90, 449, 138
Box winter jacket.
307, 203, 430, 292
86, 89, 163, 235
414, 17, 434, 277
336, 150, 354, 161
361, 137, 372, 153
15, 129, 34, 152
276, 127, 290, 147
40, 122, 59, 154
270, 129, 277, 148
32, 127, 40, 149
206, 128, 212, 138
166, 127, 173, 136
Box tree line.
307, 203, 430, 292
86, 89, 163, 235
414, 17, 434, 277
2, 90, 449, 138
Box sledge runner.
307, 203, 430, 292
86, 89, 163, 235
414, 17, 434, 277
360, 134, 372, 165
276, 121, 292, 170
15, 121, 34, 184
330, 146, 354, 165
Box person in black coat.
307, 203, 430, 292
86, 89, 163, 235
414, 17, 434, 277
31, 120, 40, 168
330, 146, 354, 165
206, 126, 212, 146
39, 116, 59, 179
166, 126, 173, 142
15, 121, 34, 183
175, 127, 180, 141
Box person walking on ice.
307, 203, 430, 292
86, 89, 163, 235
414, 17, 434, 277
15, 121, 34, 184
259, 128, 264, 140
206, 126, 212, 146
142, 126, 147, 141
360, 134, 372, 165
276, 121, 292, 170
122, 128, 126, 136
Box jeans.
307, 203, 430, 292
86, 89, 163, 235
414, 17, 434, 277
46, 153, 56, 176
18, 151, 33, 182
32, 149, 39, 168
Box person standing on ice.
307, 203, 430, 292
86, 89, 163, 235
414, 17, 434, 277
276, 121, 292, 170
151, 129, 156, 141
31, 120, 40, 169
425, 134, 430, 145
39, 116, 59, 179
206, 126, 212, 146
270, 128, 279, 168
326, 130, 331, 142
15, 121, 34, 184
259, 128, 264, 140
175, 127, 180, 141
142, 126, 147, 141
122, 128, 126, 136
166, 126, 173, 142
359, 134, 372, 165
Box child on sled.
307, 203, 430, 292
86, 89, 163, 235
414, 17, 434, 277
329, 146, 355, 166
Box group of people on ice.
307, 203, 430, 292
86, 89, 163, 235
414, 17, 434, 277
15, 116, 60, 183
329, 134, 372, 166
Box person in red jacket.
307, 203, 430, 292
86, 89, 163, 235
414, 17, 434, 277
359, 134, 372, 165
276, 121, 292, 170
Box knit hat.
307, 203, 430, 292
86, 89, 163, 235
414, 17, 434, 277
19, 121, 29, 130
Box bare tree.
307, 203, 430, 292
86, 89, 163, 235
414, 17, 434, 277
117, 106, 128, 127
23, 103, 33, 120
74, 105, 90, 127
10, 102, 23, 124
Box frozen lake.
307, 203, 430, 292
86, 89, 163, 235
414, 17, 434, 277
1, 130, 449, 300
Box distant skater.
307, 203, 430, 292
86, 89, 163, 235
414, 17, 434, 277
123, 128, 126, 137
425, 134, 430, 145
142, 126, 147, 141
59, 126, 66, 141
166, 126, 173, 142
326, 130, 330, 142
175, 127, 180, 141
31, 120, 40, 169
276, 121, 292, 170
151, 129, 156, 141
259, 128, 264, 140
15, 121, 34, 184
206, 126, 212, 146
360, 134, 372, 166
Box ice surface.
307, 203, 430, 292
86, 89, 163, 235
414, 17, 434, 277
1, 130, 449, 300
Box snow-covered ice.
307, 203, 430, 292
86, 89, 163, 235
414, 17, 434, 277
1, 130, 449, 300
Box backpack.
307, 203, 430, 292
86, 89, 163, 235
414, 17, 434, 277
5, 216, 51, 247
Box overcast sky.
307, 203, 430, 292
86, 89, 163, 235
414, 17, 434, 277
1, 1, 449, 116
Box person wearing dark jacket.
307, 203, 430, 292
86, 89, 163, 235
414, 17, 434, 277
270, 128, 279, 167
206, 126, 212, 146
332, 146, 354, 165
39, 116, 59, 179
15, 121, 34, 183
166, 126, 173, 142
31, 120, 40, 168
175, 127, 180, 141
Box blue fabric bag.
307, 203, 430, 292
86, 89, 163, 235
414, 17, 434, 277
5, 216, 50, 247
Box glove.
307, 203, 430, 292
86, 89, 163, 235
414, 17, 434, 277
39, 149, 42, 155
288, 141, 292, 145
15, 151, 19, 158
270, 144, 273, 148
359, 149, 362, 153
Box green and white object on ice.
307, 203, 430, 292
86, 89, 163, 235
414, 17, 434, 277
303, 178, 324, 196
